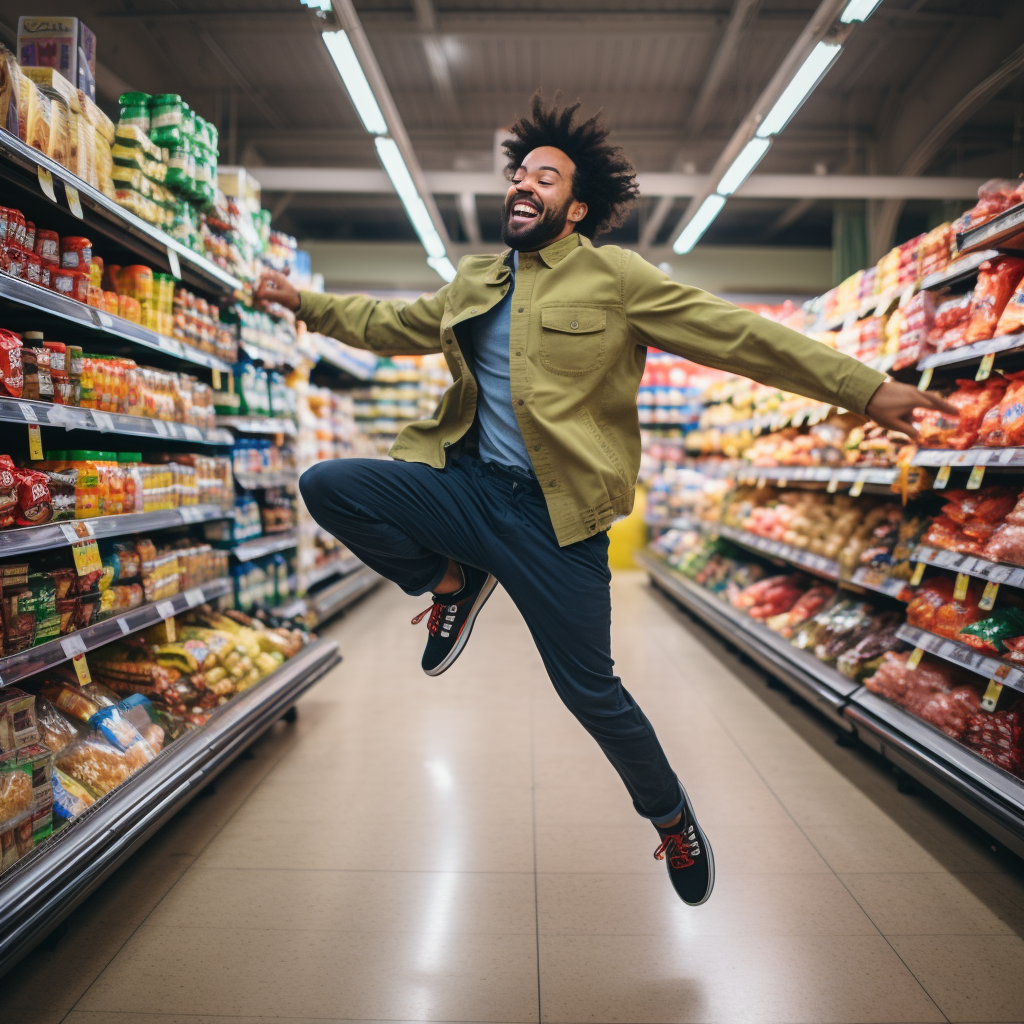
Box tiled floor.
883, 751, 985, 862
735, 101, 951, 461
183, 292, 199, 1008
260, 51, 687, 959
5, 571, 1024, 1024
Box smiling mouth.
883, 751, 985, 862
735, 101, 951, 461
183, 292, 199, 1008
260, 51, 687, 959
509, 199, 540, 225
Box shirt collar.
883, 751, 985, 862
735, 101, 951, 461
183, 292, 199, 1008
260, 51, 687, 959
487, 231, 584, 281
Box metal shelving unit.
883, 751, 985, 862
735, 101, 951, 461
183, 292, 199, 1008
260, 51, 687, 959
0, 577, 233, 689
0, 505, 231, 559
231, 531, 297, 560
0, 637, 340, 978
639, 551, 1024, 860
0, 398, 233, 445
0, 129, 242, 297
958, 203, 1024, 257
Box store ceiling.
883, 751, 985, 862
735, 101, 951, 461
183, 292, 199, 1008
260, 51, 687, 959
1, 0, 1023, 256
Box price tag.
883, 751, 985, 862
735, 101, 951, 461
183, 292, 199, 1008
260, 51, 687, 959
967, 465, 986, 490
117, 617, 131, 635
934, 465, 951, 489
1000, 448, 1018, 464
64, 182, 84, 219
91, 411, 114, 432
212, 368, 222, 390
185, 587, 204, 608
160, 337, 183, 358
954, 572, 970, 601
94, 310, 113, 329
980, 581, 1000, 611
899, 283, 917, 308
910, 561, 926, 586
72, 652, 91, 684
160, 614, 176, 642
59, 521, 93, 543
976, 352, 995, 382
183, 425, 202, 442
827, 474, 839, 494
70, 538, 102, 576
918, 367, 933, 391
167, 246, 181, 279
18, 402, 38, 423
982, 679, 1004, 713
179, 507, 203, 523
156, 600, 176, 622
60, 634, 86, 658
153, 419, 169, 437
777, 477, 788, 488
37, 165, 56, 201
849, 474, 866, 498
165, 422, 182, 438
906, 647, 924, 670
27, 424, 43, 460
756, 476, 766, 490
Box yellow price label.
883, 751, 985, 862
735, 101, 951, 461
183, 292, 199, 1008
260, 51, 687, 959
906, 647, 924, 669
64, 183, 84, 219
849, 475, 865, 497
918, 367, 933, 391
36, 165, 55, 201
934, 465, 951, 489
72, 652, 91, 685
910, 561, 926, 586
980, 581, 1000, 610
27, 423, 42, 460
71, 538, 102, 576
976, 352, 995, 381
982, 679, 1004, 713
827, 474, 839, 493
966, 465, 985, 490
954, 572, 970, 601
212, 368, 221, 390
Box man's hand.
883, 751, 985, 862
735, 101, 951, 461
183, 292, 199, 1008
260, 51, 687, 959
254, 269, 301, 313
865, 380, 959, 440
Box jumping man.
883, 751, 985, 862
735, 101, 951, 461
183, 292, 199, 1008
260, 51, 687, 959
255, 94, 954, 906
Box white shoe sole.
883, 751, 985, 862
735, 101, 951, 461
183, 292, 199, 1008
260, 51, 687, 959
423, 574, 498, 677
676, 782, 715, 906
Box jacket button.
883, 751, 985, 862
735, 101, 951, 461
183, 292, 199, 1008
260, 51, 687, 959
515, 350, 521, 357
518, 307, 524, 313
443, 441, 450, 447
589, 525, 595, 531
570, 320, 579, 329
549, 480, 556, 487
534, 445, 540, 451
517, 398, 524, 406
470, 308, 477, 314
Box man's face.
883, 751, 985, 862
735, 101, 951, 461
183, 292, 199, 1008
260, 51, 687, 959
501, 145, 588, 250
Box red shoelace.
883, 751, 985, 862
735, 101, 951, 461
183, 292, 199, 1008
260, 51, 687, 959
653, 832, 696, 870
411, 599, 458, 635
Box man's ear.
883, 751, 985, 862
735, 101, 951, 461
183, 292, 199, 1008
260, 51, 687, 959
569, 200, 588, 224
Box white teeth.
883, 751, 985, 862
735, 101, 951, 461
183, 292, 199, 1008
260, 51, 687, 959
513, 204, 537, 216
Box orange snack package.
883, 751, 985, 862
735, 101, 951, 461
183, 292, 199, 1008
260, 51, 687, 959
965, 258, 1024, 344
914, 376, 1005, 450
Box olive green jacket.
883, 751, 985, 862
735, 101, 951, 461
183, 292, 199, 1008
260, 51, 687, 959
296, 232, 886, 547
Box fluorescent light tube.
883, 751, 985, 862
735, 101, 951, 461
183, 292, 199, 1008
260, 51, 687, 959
301, 0, 333, 10
840, 0, 884, 23
375, 138, 447, 259
427, 255, 457, 282
323, 31, 388, 135
673, 194, 726, 254
716, 137, 771, 196
756, 41, 842, 138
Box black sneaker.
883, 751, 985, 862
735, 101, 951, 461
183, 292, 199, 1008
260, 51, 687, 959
411, 565, 497, 676
653, 785, 715, 906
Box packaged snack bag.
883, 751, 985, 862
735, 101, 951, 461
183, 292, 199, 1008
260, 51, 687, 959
0, 688, 39, 754
51, 765, 95, 820
914, 377, 1005, 449
966, 258, 1024, 343
56, 734, 136, 795
960, 608, 1024, 654
906, 576, 956, 632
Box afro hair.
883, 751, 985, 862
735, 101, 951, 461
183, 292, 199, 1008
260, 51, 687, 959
502, 91, 639, 240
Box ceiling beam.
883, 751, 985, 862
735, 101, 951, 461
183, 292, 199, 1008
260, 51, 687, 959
687, 0, 764, 139
248, 166, 985, 201
666, 0, 850, 248
457, 192, 483, 245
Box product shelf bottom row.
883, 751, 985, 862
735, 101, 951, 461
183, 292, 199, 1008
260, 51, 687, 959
637, 550, 1024, 861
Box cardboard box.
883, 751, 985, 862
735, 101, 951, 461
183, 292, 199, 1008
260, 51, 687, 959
17, 17, 96, 101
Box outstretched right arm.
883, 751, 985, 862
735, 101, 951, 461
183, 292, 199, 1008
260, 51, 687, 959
255, 269, 446, 356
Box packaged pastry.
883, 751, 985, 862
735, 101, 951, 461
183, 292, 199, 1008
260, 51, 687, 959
56, 734, 135, 795
3, 742, 54, 841
0, 810, 33, 871
34, 697, 82, 754
0, 688, 39, 754
0, 759, 33, 825
38, 676, 115, 723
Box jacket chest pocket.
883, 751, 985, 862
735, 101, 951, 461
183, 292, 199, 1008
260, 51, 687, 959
539, 305, 606, 377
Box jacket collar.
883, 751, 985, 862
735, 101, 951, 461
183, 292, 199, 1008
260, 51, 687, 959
485, 231, 585, 282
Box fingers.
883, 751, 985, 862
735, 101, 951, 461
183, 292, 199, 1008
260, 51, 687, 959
921, 390, 959, 416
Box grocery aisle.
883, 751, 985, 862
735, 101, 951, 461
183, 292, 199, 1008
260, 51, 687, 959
6, 572, 1024, 1024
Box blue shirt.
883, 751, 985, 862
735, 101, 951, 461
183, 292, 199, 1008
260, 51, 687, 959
468, 252, 533, 474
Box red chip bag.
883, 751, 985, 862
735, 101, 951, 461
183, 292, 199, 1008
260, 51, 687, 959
966, 258, 1024, 343
906, 576, 956, 632
914, 377, 1005, 449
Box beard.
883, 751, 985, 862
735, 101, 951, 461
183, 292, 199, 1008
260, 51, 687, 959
500, 192, 575, 250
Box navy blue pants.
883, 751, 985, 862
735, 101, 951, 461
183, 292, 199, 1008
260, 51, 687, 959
299, 454, 683, 822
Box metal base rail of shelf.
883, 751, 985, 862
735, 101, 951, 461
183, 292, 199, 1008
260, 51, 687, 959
0, 637, 341, 978
638, 550, 1024, 860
